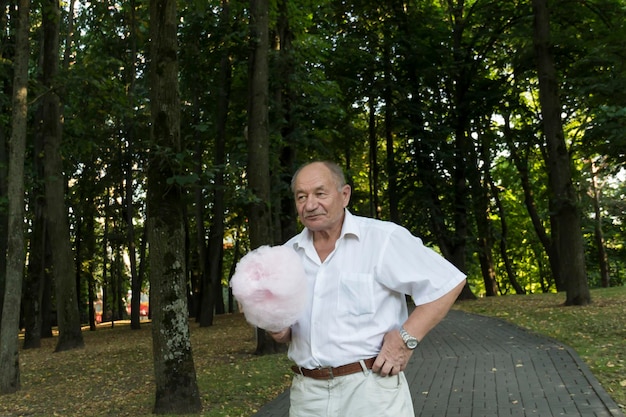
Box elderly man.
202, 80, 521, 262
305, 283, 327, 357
270, 161, 466, 417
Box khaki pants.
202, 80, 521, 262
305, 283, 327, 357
289, 370, 415, 417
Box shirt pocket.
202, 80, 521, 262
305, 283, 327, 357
338, 272, 375, 316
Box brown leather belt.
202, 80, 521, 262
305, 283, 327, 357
291, 357, 376, 380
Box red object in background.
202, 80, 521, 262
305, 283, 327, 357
126, 293, 150, 317
94, 300, 103, 323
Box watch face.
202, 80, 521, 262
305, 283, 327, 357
400, 327, 419, 349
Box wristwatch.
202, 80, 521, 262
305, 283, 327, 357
400, 326, 419, 349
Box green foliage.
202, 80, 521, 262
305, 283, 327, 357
3, 0, 626, 356
585, 105, 626, 167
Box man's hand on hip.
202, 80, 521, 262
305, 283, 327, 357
372, 329, 413, 377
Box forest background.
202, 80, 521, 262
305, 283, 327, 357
0, 0, 625, 412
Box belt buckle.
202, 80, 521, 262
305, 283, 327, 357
318, 365, 334, 379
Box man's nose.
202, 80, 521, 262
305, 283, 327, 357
304, 196, 318, 210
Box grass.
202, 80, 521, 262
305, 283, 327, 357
453, 286, 626, 409
1, 286, 623, 416
2, 314, 292, 417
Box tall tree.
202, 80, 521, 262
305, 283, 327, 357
187, 12, 211, 326
367, 94, 379, 219
205, 0, 231, 321
0, 141, 5, 333
273, 0, 298, 243
382, 24, 399, 224
194, 0, 232, 327
82, 163, 99, 331
22, 158, 47, 348
147, 0, 202, 413
247, 0, 278, 354
125, 0, 142, 330
0, 2, 11, 332
470, 126, 498, 296
0, 0, 29, 394
490, 174, 525, 295
588, 159, 610, 288
532, 0, 590, 305
41, 0, 84, 352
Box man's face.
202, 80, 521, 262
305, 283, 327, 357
293, 163, 351, 233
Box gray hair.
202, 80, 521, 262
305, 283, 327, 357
290, 161, 347, 193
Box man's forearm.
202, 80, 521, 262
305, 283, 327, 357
403, 279, 466, 342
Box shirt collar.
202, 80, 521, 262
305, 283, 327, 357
341, 209, 360, 240
292, 209, 360, 251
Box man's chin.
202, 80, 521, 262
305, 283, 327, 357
303, 220, 324, 230
303, 215, 322, 222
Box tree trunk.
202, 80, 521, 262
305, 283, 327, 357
470, 129, 498, 297
41, 0, 84, 352
138, 222, 149, 318
274, 0, 298, 243
0, 133, 5, 336
503, 112, 561, 291
23, 189, 46, 348
248, 0, 279, 355
247, 0, 271, 250
368, 94, 379, 219
74, 211, 84, 323
490, 177, 525, 295
188, 21, 207, 322
0, 0, 29, 394
383, 28, 399, 224
532, 0, 590, 306
126, 0, 141, 330
40, 244, 54, 338
148, 0, 202, 413
194, 123, 210, 325
589, 160, 610, 288
101, 189, 110, 323
114, 248, 125, 320
0, 133, 6, 334
207, 0, 231, 318
198, 0, 232, 327
227, 235, 242, 313
448, 0, 474, 300
0, 1, 12, 332
83, 189, 97, 331
278, 145, 298, 242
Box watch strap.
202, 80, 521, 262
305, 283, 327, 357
400, 326, 419, 349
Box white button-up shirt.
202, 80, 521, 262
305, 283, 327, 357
284, 210, 467, 369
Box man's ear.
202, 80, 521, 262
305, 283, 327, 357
342, 184, 352, 207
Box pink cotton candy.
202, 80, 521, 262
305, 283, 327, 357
231, 245, 308, 332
